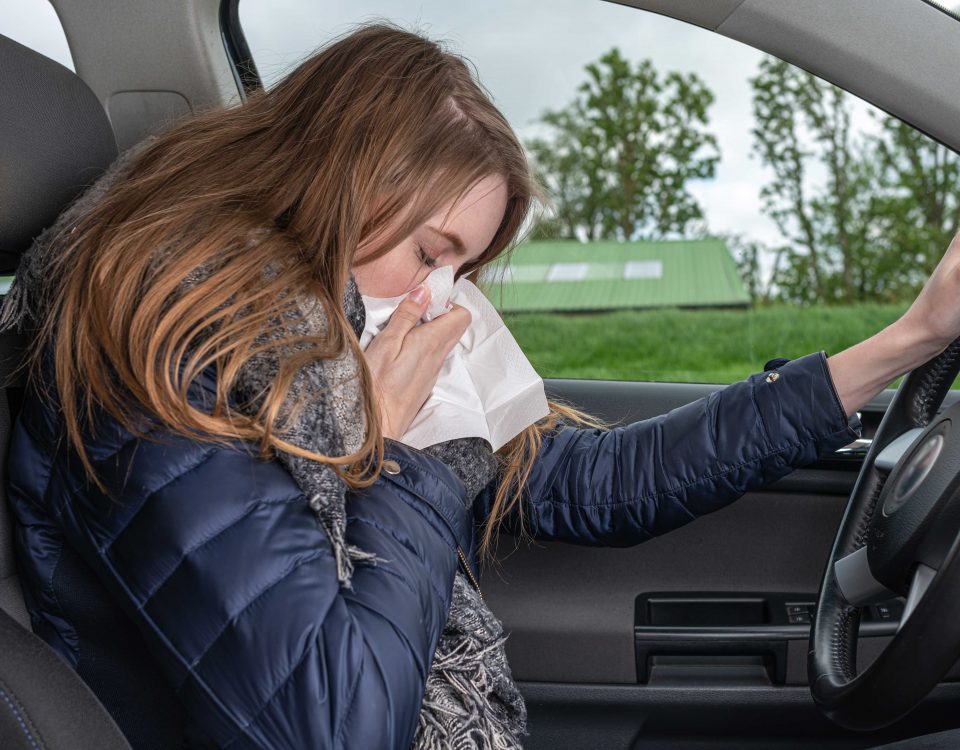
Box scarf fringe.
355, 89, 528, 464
308, 492, 384, 590
0, 278, 29, 333
411, 585, 527, 750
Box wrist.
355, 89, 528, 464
888, 315, 950, 368
826, 323, 925, 418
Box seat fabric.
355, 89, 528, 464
0, 30, 129, 750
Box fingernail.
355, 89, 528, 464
410, 284, 429, 304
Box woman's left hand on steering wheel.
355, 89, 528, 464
900, 231, 960, 348
826, 231, 960, 421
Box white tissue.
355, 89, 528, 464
359, 265, 550, 451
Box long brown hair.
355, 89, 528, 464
22, 22, 609, 566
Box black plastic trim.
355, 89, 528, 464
219, 0, 261, 96
635, 619, 902, 641
516, 681, 960, 750
633, 592, 904, 685
921, 0, 960, 22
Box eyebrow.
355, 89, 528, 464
424, 225, 468, 257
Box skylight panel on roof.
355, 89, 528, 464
480, 263, 514, 284
546, 262, 590, 282
623, 260, 663, 280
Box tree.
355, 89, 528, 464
527, 108, 606, 240
526, 48, 719, 241
724, 233, 780, 304
869, 116, 960, 289
750, 56, 878, 304
750, 56, 960, 305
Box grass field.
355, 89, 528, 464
502, 303, 912, 384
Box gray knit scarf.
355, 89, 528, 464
0, 143, 528, 749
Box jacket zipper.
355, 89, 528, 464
383, 440, 482, 598
456, 545, 483, 600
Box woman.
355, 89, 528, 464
3, 21, 960, 750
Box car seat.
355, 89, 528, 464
0, 31, 132, 750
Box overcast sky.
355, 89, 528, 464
5, 0, 958, 250
238, 0, 790, 245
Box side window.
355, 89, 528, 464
238, 3, 960, 385
0, 1, 74, 71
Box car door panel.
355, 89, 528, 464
480, 378, 960, 749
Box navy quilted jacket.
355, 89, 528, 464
6, 348, 860, 749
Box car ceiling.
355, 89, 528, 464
47, 0, 960, 154
615, 0, 960, 153
48, 0, 960, 155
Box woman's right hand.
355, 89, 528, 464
364, 284, 471, 441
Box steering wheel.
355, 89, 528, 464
810, 336, 960, 730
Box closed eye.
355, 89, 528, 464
416, 244, 438, 268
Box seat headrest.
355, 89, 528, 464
0, 33, 118, 274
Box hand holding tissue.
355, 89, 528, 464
359, 265, 549, 452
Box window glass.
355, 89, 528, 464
0, 0, 74, 71
239, 1, 960, 385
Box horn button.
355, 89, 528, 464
882, 431, 945, 517
868, 417, 960, 593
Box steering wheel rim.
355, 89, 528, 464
809, 336, 960, 730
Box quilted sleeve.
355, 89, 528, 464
51, 422, 469, 749
475, 351, 862, 546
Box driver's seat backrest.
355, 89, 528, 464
0, 32, 116, 626
0, 31, 132, 750
0, 338, 28, 628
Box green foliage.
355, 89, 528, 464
869, 116, 960, 279
722, 233, 775, 304
749, 57, 960, 305
504, 304, 910, 385
750, 57, 874, 304
526, 48, 719, 242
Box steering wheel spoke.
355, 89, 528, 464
897, 563, 937, 634
834, 546, 897, 606
873, 428, 925, 472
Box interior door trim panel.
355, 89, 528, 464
484, 379, 960, 684
516, 681, 960, 750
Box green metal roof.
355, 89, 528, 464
478, 239, 750, 313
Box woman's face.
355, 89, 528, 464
351, 174, 508, 297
